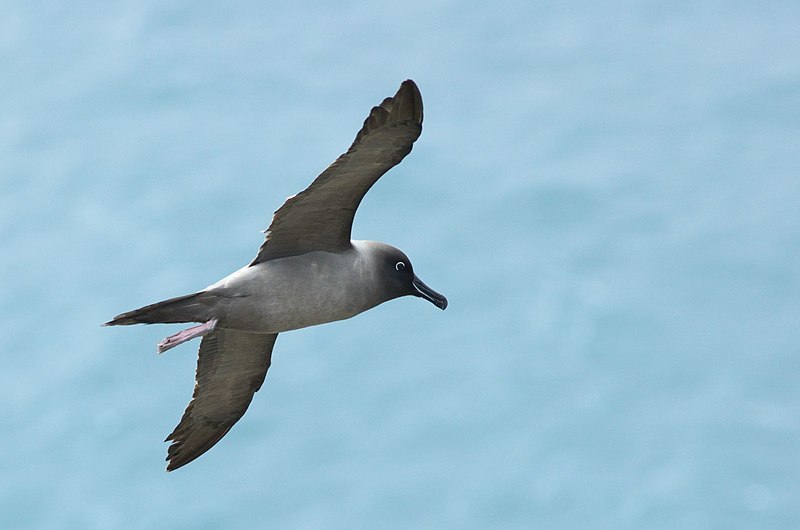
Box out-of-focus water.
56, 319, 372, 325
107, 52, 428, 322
2, 1, 798, 528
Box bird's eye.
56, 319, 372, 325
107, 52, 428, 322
395, 261, 406, 271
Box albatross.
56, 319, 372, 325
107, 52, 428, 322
105, 79, 447, 471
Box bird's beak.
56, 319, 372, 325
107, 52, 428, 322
411, 275, 448, 310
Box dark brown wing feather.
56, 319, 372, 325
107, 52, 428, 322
165, 330, 278, 471
250, 79, 423, 264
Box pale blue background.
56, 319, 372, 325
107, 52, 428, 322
2, 1, 799, 528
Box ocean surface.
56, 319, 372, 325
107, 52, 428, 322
2, 1, 798, 528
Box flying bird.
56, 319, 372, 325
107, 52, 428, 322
105, 80, 447, 471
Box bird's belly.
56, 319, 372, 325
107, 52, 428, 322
208, 254, 377, 333
222, 289, 365, 333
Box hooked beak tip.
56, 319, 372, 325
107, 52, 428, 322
412, 275, 448, 310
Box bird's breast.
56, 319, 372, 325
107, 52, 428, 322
207, 249, 382, 333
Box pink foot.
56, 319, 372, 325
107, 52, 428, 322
157, 319, 218, 353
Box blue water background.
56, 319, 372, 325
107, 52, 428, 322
1, 1, 799, 528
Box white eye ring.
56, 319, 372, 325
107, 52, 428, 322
395, 261, 406, 271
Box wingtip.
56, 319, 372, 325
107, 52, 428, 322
164, 443, 187, 472
393, 79, 423, 124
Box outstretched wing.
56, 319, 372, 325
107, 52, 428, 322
251, 79, 423, 264
165, 329, 278, 471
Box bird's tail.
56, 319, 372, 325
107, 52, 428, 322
104, 292, 217, 326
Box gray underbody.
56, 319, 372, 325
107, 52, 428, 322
201, 241, 392, 333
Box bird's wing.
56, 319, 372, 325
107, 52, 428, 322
250, 79, 423, 264
165, 329, 278, 471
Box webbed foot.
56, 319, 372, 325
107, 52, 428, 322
157, 318, 218, 353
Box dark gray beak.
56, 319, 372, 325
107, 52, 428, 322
411, 275, 448, 310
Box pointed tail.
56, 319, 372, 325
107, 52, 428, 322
104, 292, 217, 326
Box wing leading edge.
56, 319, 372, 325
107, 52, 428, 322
251, 79, 423, 264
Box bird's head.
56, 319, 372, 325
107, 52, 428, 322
369, 243, 448, 310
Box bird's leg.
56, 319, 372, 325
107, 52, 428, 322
157, 318, 218, 353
